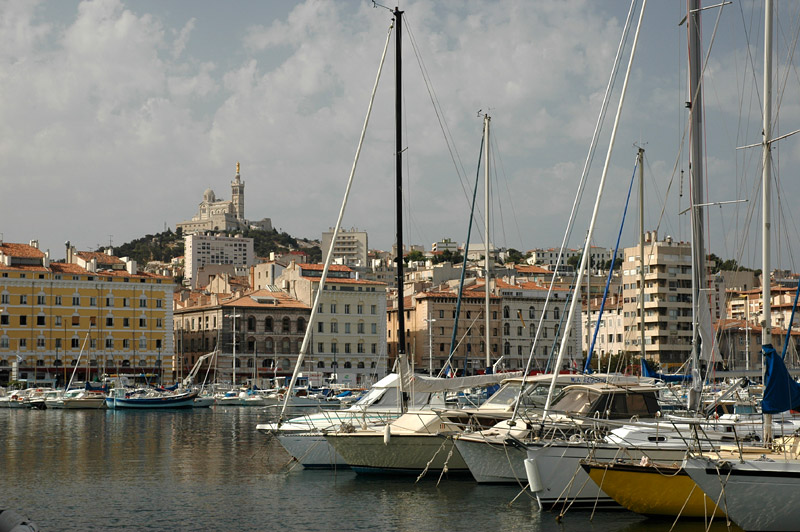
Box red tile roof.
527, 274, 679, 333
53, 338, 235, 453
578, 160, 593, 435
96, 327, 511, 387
0, 242, 45, 259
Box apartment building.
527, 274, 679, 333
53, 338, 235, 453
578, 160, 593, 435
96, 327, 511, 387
277, 262, 387, 386
0, 240, 174, 385
184, 233, 255, 288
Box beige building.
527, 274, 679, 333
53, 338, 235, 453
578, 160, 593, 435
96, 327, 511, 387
277, 262, 387, 386
321, 227, 369, 267
622, 233, 692, 368
174, 288, 309, 385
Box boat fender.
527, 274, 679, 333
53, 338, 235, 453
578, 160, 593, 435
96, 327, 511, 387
383, 424, 391, 445
524, 458, 543, 493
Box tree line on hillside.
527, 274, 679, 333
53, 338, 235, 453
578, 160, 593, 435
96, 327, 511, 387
106, 228, 321, 265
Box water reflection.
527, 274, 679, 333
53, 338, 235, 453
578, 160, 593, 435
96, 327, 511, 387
0, 408, 741, 532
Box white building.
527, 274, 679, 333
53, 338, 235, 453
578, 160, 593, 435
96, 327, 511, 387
185, 234, 255, 288
321, 227, 369, 267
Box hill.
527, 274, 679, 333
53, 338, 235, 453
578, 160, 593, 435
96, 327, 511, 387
106, 228, 321, 265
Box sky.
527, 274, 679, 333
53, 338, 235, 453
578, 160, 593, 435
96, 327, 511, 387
2, 0, 800, 270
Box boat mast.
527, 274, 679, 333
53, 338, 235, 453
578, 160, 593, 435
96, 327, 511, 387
638, 147, 646, 364
483, 113, 491, 371
687, 0, 706, 413
394, 6, 408, 410
762, 0, 774, 441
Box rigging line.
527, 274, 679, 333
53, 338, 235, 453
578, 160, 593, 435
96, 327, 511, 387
489, 134, 509, 253
404, 15, 483, 227
491, 126, 525, 251
511, 0, 638, 425
642, 150, 675, 239
773, 1, 800, 122
279, 18, 394, 424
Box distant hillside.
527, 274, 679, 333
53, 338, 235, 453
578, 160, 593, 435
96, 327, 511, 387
106, 228, 321, 265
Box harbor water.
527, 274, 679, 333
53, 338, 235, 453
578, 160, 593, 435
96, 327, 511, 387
0, 407, 739, 531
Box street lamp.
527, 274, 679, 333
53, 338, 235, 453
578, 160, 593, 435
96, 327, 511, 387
225, 311, 241, 386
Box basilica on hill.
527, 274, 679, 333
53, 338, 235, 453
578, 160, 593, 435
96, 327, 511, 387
176, 163, 272, 235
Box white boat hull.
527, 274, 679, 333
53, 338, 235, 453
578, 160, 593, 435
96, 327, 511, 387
453, 435, 527, 484
685, 456, 800, 532
325, 433, 470, 475
277, 434, 348, 469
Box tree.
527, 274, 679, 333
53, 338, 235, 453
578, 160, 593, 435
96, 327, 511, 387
405, 250, 425, 264
505, 248, 526, 264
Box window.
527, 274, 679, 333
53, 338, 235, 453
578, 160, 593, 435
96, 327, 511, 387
122, 318, 130, 327
0, 294, 7, 304
106, 317, 114, 327
247, 316, 256, 331
20, 295, 27, 304
330, 304, 337, 313
297, 317, 306, 333
71, 338, 79, 348
345, 343, 351, 354
318, 322, 324, 333
282, 317, 291, 332
139, 318, 146, 327
344, 361, 352, 368
106, 297, 113, 307
317, 360, 324, 368
36, 316, 45, 326
19, 338, 27, 349
0, 337, 9, 348
503, 323, 510, 335
318, 343, 324, 354
90, 297, 97, 307
156, 319, 162, 328
123, 339, 130, 349
370, 304, 376, 314
156, 300, 162, 308
54, 316, 61, 326
357, 342, 364, 353
357, 304, 363, 314
139, 338, 146, 350
265, 317, 273, 332
37, 338, 45, 348
0, 315, 8, 325
105, 338, 114, 348
330, 322, 338, 333
345, 323, 351, 334
123, 298, 129, 308
371, 343, 377, 354
139, 298, 147, 308
503, 306, 510, 319
554, 308, 560, 320
331, 343, 338, 354
357, 322, 364, 334
72, 296, 80, 306
37, 295, 45, 305
19, 316, 27, 326
371, 323, 377, 334
344, 304, 350, 314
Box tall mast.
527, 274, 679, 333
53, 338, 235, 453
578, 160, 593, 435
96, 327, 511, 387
484, 113, 491, 370
638, 147, 646, 363
393, 7, 407, 409
687, 0, 706, 412
762, 0, 774, 442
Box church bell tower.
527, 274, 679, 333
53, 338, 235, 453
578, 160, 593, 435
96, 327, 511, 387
231, 162, 245, 221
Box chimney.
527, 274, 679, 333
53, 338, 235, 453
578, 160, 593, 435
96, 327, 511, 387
29, 240, 39, 249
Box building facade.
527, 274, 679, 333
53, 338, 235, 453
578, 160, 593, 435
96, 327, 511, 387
0, 240, 174, 386
321, 227, 369, 267
176, 163, 272, 235
174, 288, 310, 385
184, 233, 255, 288
277, 262, 387, 386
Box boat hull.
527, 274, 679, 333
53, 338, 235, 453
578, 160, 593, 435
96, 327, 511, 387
106, 391, 198, 409
582, 461, 724, 518
685, 456, 800, 532
525, 442, 690, 509
453, 435, 527, 484
325, 433, 470, 475
277, 434, 348, 469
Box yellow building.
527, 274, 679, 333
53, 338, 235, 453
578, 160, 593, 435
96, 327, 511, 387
0, 240, 175, 386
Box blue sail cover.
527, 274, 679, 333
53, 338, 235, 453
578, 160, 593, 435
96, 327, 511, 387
640, 357, 692, 383
762, 344, 800, 414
